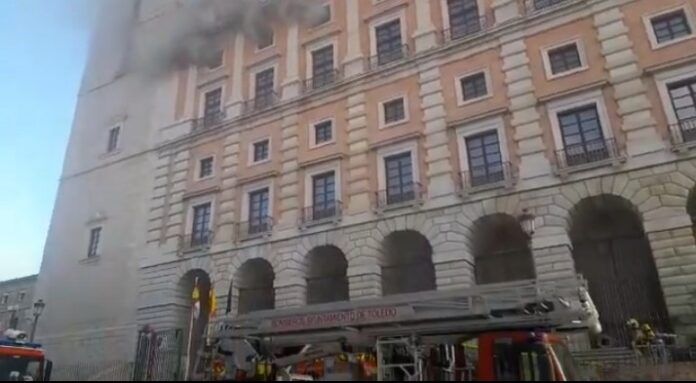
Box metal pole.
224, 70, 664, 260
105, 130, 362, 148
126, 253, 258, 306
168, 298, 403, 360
30, 314, 39, 342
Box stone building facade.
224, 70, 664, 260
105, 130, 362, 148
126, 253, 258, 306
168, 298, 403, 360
0, 275, 37, 333
36, 0, 696, 366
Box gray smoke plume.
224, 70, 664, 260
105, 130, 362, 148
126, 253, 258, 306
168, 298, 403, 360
129, 0, 325, 75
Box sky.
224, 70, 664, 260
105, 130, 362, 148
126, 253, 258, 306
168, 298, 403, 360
0, 0, 94, 280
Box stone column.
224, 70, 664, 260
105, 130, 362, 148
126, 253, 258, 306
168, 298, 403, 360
278, 114, 300, 229
343, 0, 364, 77
217, 133, 241, 242
413, 0, 438, 52
228, 34, 245, 118
282, 24, 301, 99
420, 62, 456, 203
645, 213, 696, 339
492, 0, 521, 24
499, 32, 552, 182
593, 4, 665, 158
346, 93, 371, 217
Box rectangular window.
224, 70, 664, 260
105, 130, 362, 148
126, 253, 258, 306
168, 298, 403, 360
191, 202, 212, 246
668, 77, 696, 142
460, 72, 488, 102
533, 0, 567, 11
107, 126, 120, 153
257, 29, 274, 50
199, 157, 214, 179
383, 98, 406, 125
204, 88, 223, 126
447, 0, 481, 39
1, 294, 7, 305
311, 45, 335, 89
465, 131, 504, 187
557, 104, 608, 166
548, 43, 582, 75
314, 120, 333, 145
18, 292, 25, 303
248, 188, 270, 233
254, 68, 275, 109
253, 140, 270, 163
87, 227, 101, 258
375, 19, 404, 66
385, 152, 414, 204
310, 4, 331, 27
312, 171, 336, 220
651, 10, 692, 44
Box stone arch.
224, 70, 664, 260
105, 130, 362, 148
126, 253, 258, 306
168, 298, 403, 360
380, 230, 436, 295
470, 213, 535, 285
569, 194, 671, 346
235, 258, 275, 314
306, 245, 349, 304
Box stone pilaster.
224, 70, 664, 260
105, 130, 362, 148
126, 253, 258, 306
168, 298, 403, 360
593, 4, 665, 157
420, 62, 456, 201
343, 0, 364, 77
348, 265, 382, 300
162, 151, 189, 249
147, 152, 172, 246
500, 32, 552, 182
227, 34, 245, 118
278, 114, 300, 228
217, 133, 240, 242
274, 243, 307, 308
282, 24, 301, 99
435, 260, 474, 290
346, 93, 370, 216
646, 215, 696, 339
492, 0, 521, 24
413, 0, 438, 52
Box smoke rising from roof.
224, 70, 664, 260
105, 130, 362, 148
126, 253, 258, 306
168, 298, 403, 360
130, 0, 325, 75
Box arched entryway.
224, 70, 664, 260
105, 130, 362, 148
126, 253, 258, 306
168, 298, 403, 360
687, 186, 696, 237
306, 245, 349, 304
380, 230, 436, 295
176, 269, 211, 370
471, 213, 535, 285
569, 194, 671, 346
236, 259, 275, 314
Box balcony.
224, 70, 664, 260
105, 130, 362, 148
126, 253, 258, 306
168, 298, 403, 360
299, 200, 342, 228
368, 44, 410, 71
302, 69, 342, 93
458, 162, 515, 197
243, 91, 279, 114
236, 216, 273, 241
374, 182, 425, 213
178, 230, 214, 253
524, 0, 571, 14
441, 15, 491, 44
554, 138, 623, 176
192, 110, 226, 132
669, 118, 696, 151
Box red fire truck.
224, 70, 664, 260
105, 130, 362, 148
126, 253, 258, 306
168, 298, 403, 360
211, 276, 599, 381
0, 330, 53, 381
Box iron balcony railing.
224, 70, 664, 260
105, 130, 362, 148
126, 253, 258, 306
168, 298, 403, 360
192, 110, 226, 132
179, 230, 214, 252
459, 162, 514, 195
302, 69, 341, 93
236, 216, 273, 241
441, 15, 492, 43
555, 138, 621, 172
375, 182, 425, 211
368, 44, 410, 70
243, 91, 279, 114
669, 118, 696, 148
523, 0, 571, 14
300, 200, 342, 227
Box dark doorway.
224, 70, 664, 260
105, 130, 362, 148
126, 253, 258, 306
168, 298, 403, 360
471, 214, 535, 285
380, 230, 436, 295
570, 195, 671, 346
236, 258, 275, 314
306, 245, 349, 304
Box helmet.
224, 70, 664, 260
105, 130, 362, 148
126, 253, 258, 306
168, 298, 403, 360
626, 319, 640, 329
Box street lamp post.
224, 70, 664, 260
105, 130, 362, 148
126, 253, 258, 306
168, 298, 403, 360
29, 299, 45, 343
518, 208, 536, 237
